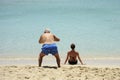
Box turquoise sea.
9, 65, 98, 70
0, 0, 120, 65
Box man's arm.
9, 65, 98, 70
53, 35, 60, 41
39, 35, 43, 44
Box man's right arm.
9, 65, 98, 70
53, 35, 60, 41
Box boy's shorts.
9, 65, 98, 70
68, 60, 78, 65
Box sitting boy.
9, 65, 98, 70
64, 43, 83, 65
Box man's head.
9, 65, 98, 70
44, 28, 50, 33
71, 43, 75, 50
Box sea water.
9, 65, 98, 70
0, 0, 120, 65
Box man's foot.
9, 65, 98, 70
58, 65, 61, 68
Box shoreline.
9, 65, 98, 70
0, 57, 120, 66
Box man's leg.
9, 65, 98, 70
54, 53, 61, 67
38, 53, 46, 67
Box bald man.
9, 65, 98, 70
38, 29, 61, 67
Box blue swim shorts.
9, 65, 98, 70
41, 43, 58, 55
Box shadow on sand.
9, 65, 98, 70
42, 66, 58, 69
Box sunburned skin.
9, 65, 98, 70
39, 33, 60, 44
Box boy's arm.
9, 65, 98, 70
64, 53, 69, 64
77, 53, 83, 65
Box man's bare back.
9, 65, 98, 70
39, 33, 60, 44
38, 29, 61, 67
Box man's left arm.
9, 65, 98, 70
39, 35, 43, 44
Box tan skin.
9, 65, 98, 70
64, 48, 83, 65
38, 31, 61, 67
39, 32, 60, 44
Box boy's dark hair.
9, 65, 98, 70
71, 43, 75, 50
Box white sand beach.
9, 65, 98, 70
0, 65, 120, 80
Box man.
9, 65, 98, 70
38, 28, 61, 67
64, 43, 83, 65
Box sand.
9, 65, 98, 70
0, 65, 120, 80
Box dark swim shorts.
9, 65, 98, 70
68, 60, 78, 65
41, 43, 58, 55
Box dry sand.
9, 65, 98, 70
0, 65, 120, 80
